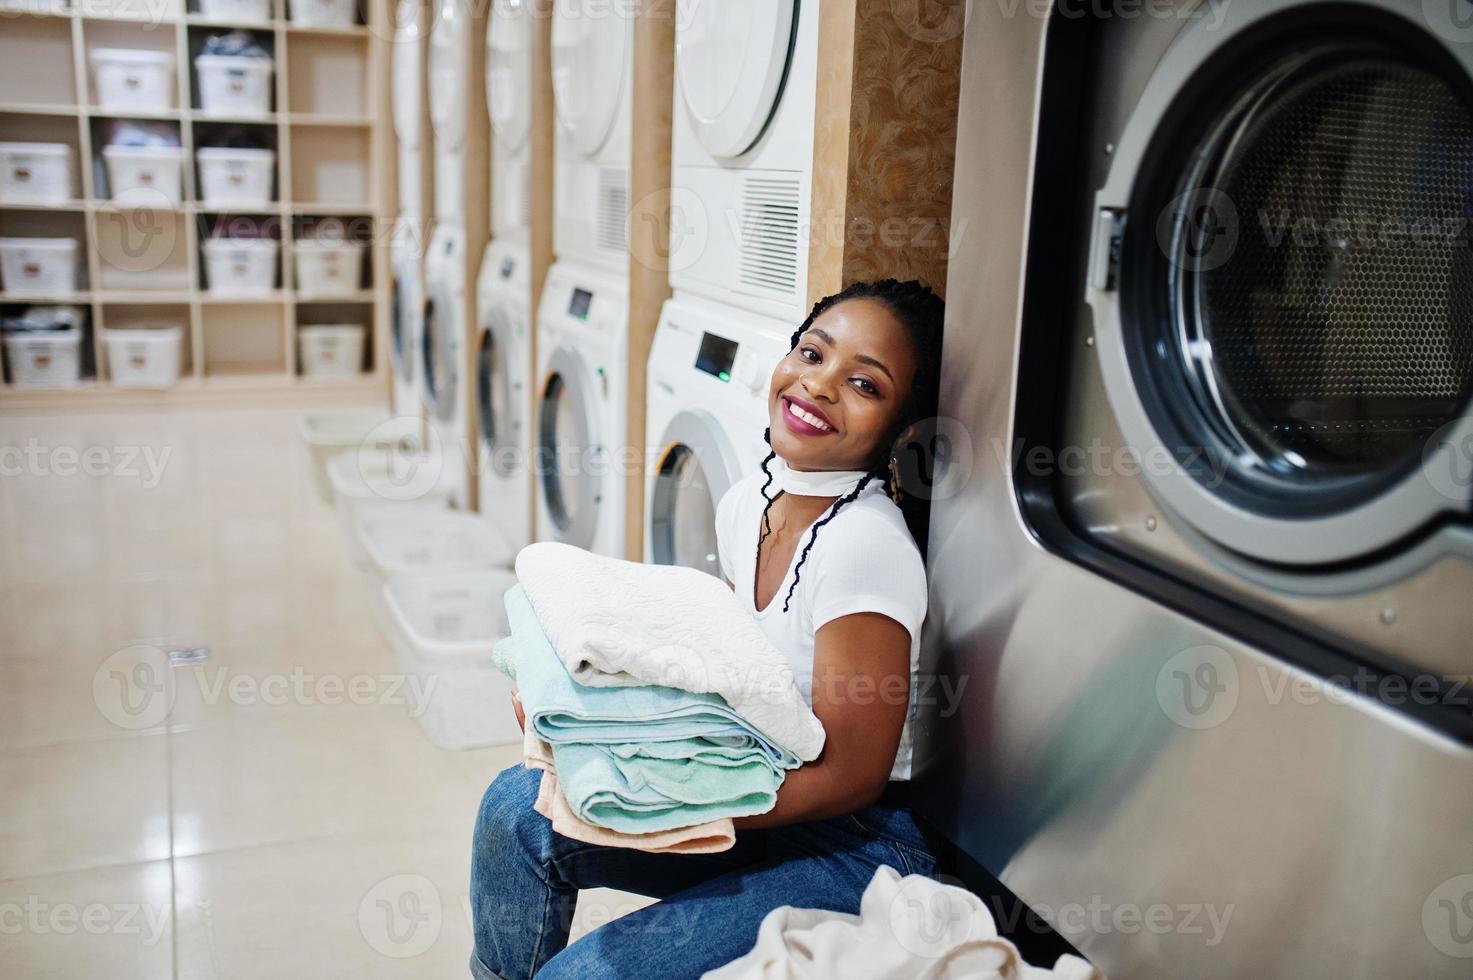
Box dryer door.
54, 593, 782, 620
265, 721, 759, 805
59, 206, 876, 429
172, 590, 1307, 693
550, 1, 629, 158
487, 0, 531, 154
430, 0, 469, 149
393, 0, 424, 147
538, 346, 603, 549
421, 281, 460, 424
477, 304, 522, 478
649, 409, 743, 575
676, 0, 797, 158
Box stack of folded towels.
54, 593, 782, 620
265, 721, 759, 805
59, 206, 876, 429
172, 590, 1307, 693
493, 542, 827, 854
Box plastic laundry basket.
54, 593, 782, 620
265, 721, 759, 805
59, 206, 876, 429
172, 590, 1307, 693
195, 54, 274, 117
197, 147, 275, 208
294, 239, 365, 297
103, 325, 182, 388
4, 327, 82, 388
380, 569, 523, 749
298, 323, 364, 377
357, 508, 517, 582
327, 450, 453, 566
202, 237, 278, 295
89, 49, 175, 112
0, 142, 71, 204
0, 238, 78, 297
296, 409, 389, 505
102, 145, 184, 204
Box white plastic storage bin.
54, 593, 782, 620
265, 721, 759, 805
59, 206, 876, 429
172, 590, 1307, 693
294, 239, 365, 297
289, 0, 356, 28
357, 509, 516, 582
297, 409, 389, 505
89, 49, 176, 112
199, 0, 271, 22
0, 143, 71, 204
4, 328, 82, 388
0, 238, 78, 297
196, 147, 274, 208
102, 145, 184, 204
103, 325, 182, 388
327, 451, 453, 566
195, 54, 274, 117
298, 323, 363, 377
380, 570, 523, 750
202, 237, 278, 295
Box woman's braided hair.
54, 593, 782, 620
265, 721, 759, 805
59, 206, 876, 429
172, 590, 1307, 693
757, 278, 944, 613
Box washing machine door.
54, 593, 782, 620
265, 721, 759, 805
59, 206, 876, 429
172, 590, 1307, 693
487, 0, 531, 154
390, 266, 415, 383
430, 0, 468, 149
1088, 2, 1473, 569
550, 0, 629, 158
538, 347, 603, 548
421, 280, 460, 424
676, 0, 797, 158
477, 304, 522, 478
392, 0, 424, 147
649, 409, 743, 575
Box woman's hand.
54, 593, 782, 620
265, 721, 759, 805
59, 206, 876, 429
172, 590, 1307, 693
510, 691, 525, 733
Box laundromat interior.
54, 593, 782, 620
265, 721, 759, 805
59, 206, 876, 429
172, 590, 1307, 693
2, 0, 1472, 976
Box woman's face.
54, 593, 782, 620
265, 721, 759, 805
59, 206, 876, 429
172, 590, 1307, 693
767, 297, 917, 472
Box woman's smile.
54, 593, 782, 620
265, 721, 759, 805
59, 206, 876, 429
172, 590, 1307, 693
779, 395, 837, 436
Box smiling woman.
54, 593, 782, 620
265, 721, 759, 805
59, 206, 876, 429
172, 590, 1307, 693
469, 279, 947, 980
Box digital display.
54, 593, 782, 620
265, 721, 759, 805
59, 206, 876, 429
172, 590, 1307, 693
568, 288, 593, 320
499, 257, 515, 279
695, 332, 738, 382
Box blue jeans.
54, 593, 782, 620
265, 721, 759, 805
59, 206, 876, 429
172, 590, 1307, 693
469, 763, 938, 980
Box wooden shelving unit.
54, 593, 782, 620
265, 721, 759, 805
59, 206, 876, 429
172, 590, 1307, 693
0, 0, 390, 403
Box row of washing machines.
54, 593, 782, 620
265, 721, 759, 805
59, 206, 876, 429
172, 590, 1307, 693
388, 0, 813, 574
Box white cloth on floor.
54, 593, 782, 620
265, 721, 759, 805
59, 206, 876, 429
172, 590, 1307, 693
701, 865, 1104, 980
514, 541, 826, 762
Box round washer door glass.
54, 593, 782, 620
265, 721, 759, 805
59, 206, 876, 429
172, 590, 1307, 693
476, 310, 519, 478
650, 444, 722, 575
537, 350, 602, 549
550, 2, 629, 158
487, 0, 532, 152
421, 289, 459, 423
391, 272, 411, 378
676, 0, 796, 158
1132, 38, 1473, 514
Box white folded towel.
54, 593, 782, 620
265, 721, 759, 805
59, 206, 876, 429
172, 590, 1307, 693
702, 865, 1105, 980
515, 541, 826, 762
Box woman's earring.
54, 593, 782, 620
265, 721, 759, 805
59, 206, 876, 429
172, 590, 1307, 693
887, 455, 904, 504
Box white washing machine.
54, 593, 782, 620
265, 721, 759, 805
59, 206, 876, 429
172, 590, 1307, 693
644, 295, 788, 575
392, 0, 428, 222
550, 0, 632, 273
389, 218, 426, 418
476, 237, 532, 553
670, 0, 817, 324
486, 0, 532, 239
534, 261, 629, 558
429, 0, 469, 225
421, 225, 470, 507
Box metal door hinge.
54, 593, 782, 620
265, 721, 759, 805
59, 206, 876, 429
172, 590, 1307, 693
1089, 208, 1125, 292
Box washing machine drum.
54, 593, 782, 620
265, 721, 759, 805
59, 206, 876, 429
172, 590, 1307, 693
430, 0, 468, 148
649, 410, 744, 576
538, 348, 603, 549
487, 0, 532, 153
477, 306, 521, 478
392, 0, 424, 146
676, 0, 797, 158
421, 281, 460, 424
551, 0, 629, 158
1106, 18, 1473, 565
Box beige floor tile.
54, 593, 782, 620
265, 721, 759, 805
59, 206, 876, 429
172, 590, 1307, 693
174, 827, 478, 980
0, 654, 167, 748
0, 735, 171, 880
0, 860, 173, 980
170, 712, 521, 858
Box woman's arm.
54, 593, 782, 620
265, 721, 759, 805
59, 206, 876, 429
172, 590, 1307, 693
732, 611, 910, 829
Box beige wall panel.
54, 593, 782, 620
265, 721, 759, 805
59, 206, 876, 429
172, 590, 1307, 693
527, 1, 558, 538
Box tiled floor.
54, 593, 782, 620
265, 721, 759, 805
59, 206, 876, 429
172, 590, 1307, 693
0, 406, 645, 979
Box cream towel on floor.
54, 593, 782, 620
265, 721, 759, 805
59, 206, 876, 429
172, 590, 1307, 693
515, 542, 826, 762
702, 865, 1104, 980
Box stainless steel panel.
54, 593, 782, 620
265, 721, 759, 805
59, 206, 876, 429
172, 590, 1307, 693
916, 2, 1473, 975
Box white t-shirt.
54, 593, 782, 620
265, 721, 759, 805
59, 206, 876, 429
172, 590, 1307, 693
715, 470, 928, 781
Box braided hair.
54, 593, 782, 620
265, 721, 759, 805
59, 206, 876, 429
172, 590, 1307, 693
757, 278, 945, 613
